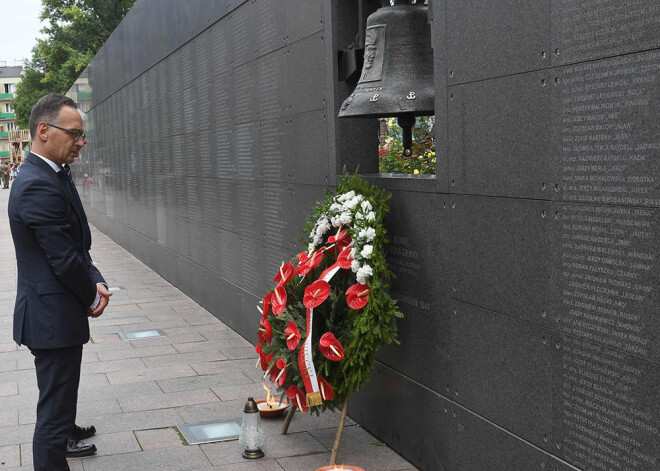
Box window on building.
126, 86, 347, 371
5, 103, 13, 113
3, 83, 15, 94
77, 83, 88, 93
7, 122, 15, 131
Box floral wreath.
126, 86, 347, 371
256, 172, 402, 413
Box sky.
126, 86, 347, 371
0, 0, 46, 65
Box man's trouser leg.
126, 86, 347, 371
30, 345, 83, 471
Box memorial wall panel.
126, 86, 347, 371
446, 0, 551, 84
449, 404, 578, 471
260, 118, 288, 182
550, 202, 660, 362
552, 334, 659, 471
553, 50, 660, 207
231, 1, 257, 68
350, 362, 451, 471
448, 70, 552, 200
287, 110, 329, 185
286, 32, 326, 114
256, 52, 287, 120
285, 0, 324, 44
254, 0, 285, 58
450, 301, 553, 450
376, 191, 451, 392
551, 0, 660, 67
447, 196, 555, 327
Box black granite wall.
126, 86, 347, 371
71, 0, 659, 470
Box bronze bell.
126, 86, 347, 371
338, 0, 434, 155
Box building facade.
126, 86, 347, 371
0, 66, 22, 161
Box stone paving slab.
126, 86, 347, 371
0, 185, 416, 470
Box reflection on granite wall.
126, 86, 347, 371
69, 0, 659, 470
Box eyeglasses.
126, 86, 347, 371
46, 123, 86, 142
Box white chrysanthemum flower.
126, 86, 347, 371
344, 197, 360, 210
351, 260, 360, 273
342, 190, 355, 201
360, 200, 373, 212
308, 243, 316, 252
366, 211, 376, 221
350, 247, 357, 258
364, 227, 376, 241
339, 211, 352, 225
355, 211, 365, 220
330, 215, 341, 227
330, 203, 341, 211
361, 245, 373, 258
356, 264, 373, 283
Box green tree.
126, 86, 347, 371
12, 0, 135, 128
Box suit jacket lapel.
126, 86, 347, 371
27, 153, 91, 249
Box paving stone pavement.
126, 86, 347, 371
0, 186, 417, 470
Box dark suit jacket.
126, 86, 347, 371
9, 153, 104, 348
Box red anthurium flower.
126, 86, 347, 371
286, 385, 309, 412
273, 262, 294, 287
261, 292, 272, 317
317, 375, 334, 401
328, 229, 351, 252
258, 318, 272, 345
270, 358, 287, 386
328, 229, 348, 244
346, 283, 370, 310
271, 286, 287, 315
254, 344, 263, 369
261, 352, 274, 371
296, 250, 324, 277
337, 247, 353, 269
303, 280, 330, 309
318, 332, 345, 361
297, 252, 309, 263
284, 321, 301, 351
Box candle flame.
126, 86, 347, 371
262, 382, 273, 405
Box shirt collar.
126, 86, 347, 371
32, 152, 62, 173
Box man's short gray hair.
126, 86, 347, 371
29, 94, 78, 140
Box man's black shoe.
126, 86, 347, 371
71, 424, 96, 441
66, 438, 97, 458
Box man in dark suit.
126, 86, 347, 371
9, 94, 112, 470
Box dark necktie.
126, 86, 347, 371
61, 165, 84, 214
59, 164, 91, 246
